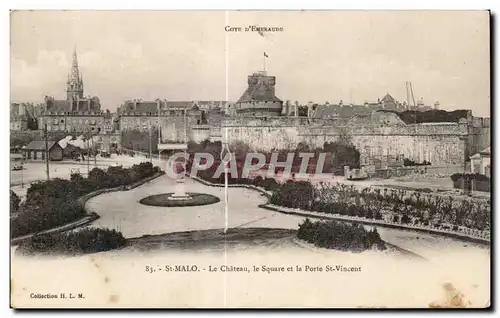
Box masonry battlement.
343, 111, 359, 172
221, 114, 469, 137
298, 123, 468, 137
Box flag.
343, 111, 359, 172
264, 52, 268, 58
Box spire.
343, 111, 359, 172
67, 46, 84, 99
72, 46, 78, 68
69, 46, 80, 83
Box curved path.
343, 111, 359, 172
87, 175, 489, 261
11, 173, 490, 308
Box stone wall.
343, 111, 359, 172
120, 116, 199, 143
117, 112, 483, 168
220, 117, 469, 166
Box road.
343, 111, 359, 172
10, 154, 160, 200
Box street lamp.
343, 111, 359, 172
21, 145, 26, 188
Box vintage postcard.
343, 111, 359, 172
9, 10, 491, 308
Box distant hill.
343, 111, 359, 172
378, 109, 471, 124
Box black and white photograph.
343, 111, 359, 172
9, 10, 491, 308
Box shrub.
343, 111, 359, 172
11, 200, 86, 238
297, 218, 386, 252
16, 228, 127, 256
10, 190, 20, 214
403, 158, 432, 166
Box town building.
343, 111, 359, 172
22, 141, 63, 161
470, 147, 491, 177
10, 102, 43, 131
117, 100, 203, 142
38, 48, 106, 133
10, 103, 29, 131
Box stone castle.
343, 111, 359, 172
10, 50, 490, 170
121, 67, 489, 170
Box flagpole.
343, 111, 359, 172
263, 52, 266, 72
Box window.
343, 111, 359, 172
60, 119, 64, 123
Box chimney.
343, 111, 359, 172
19, 103, 25, 116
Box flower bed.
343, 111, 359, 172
189, 175, 490, 244
139, 192, 220, 207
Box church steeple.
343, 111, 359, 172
66, 46, 84, 110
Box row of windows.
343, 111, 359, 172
40, 118, 104, 125
45, 125, 112, 132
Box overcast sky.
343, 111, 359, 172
10, 11, 490, 116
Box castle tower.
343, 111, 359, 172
66, 47, 84, 111
235, 71, 283, 117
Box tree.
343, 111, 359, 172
10, 190, 20, 214
323, 141, 361, 171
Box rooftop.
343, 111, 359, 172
23, 140, 59, 151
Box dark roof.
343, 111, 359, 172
77, 100, 89, 111
137, 102, 158, 113
313, 104, 372, 118
479, 147, 490, 155
23, 141, 60, 151
381, 93, 396, 103
237, 80, 282, 103
380, 109, 471, 124
47, 100, 70, 112
196, 101, 226, 105
167, 101, 192, 108
122, 101, 160, 113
